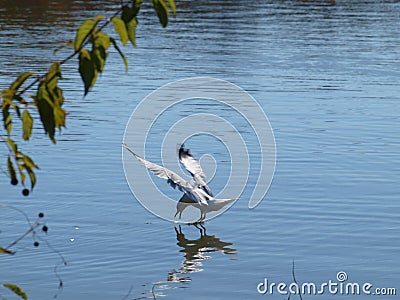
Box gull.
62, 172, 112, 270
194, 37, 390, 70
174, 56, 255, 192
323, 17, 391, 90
123, 144, 238, 222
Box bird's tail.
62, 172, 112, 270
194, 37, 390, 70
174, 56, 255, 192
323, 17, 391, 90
218, 197, 239, 202
211, 197, 239, 210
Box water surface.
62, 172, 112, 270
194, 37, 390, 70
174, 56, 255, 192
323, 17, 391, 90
0, 1, 399, 299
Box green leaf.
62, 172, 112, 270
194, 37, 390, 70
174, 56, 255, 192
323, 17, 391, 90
17, 163, 26, 184
22, 110, 33, 140
37, 82, 56, 143
126, 18, 138, 47
1, 89, 13, 102
166, 0, 176, 17
7, 155, 17, 183
12, 151, 39, 190
92, 32, 110, 73
132, 0, 143, 16
74, 16, 104, 51
113, 17, 128, 46
75, 19, 94, 51
53, 106, 66, 129
23, 164, 37, 190
79, 49, 98, 96
42, 62, 63, 104
3, 284, 28, 300
93, 15, 105, 23
151, 0, 169, 28
94, 31, 111, 50
35, 62, 65, 142
120, 1, 141, 47
91, 48, 107, 73
45, 62, 62, 92
10, 71, 35, 92
22, 154, 39, 169
36, 62, 63, 143
121, 5, 135, 23
15, 105, 21, 118
110, 38, 128, 72
6, 138, 17, 153
46, 63, 64, 113
121, 1, 142, 22
2, 104, 12, 135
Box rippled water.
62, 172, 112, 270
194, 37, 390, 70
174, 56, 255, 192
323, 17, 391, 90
1, 1, 399, 299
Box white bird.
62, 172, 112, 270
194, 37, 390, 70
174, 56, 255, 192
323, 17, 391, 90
123, 144, 238, 222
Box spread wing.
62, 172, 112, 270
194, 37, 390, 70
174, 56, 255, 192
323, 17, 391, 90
123, 144, 208, 205
178, 145, 213, 197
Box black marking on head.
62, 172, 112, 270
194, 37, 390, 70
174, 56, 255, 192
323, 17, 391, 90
179, 144, 191, 160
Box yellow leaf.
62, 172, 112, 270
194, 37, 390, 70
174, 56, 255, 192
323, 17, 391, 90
113, 17, 128, 46
10, 71, 35, 92
167, 0, 176, 17
22, 110, 33, 140
0, 247, 14, 255
74, 16, 104, 51
3, 283, 28, 300
127, 18, 138, 47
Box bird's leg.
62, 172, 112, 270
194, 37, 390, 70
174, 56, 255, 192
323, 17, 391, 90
199, 225, 204, 236
174, 225, 182, 235
174, 210, 179, 219
192, 222, 206, 236
195, 214, 204, 224
198, 223, 206, 236
200, 212, 206, 222
194, 222, 202, 233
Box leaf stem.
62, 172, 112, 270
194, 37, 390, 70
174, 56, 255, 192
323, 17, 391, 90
5, 221, 39, 250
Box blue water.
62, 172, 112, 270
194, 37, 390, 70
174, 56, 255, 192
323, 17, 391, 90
1, 1, 399, 299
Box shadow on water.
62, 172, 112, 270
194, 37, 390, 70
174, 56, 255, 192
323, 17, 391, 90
137, 225, 237, 299
173, 224, 237, 276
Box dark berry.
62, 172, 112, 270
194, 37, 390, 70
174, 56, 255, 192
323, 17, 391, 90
42, 225, 48, 233
22, 188, 29, 196
33, 241, 39, 247
11, 178, 18, 185
38, 212, 44, 218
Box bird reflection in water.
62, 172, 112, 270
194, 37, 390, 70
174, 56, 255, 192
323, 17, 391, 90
142, 225, 236, 299
168, 224, 237, 283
